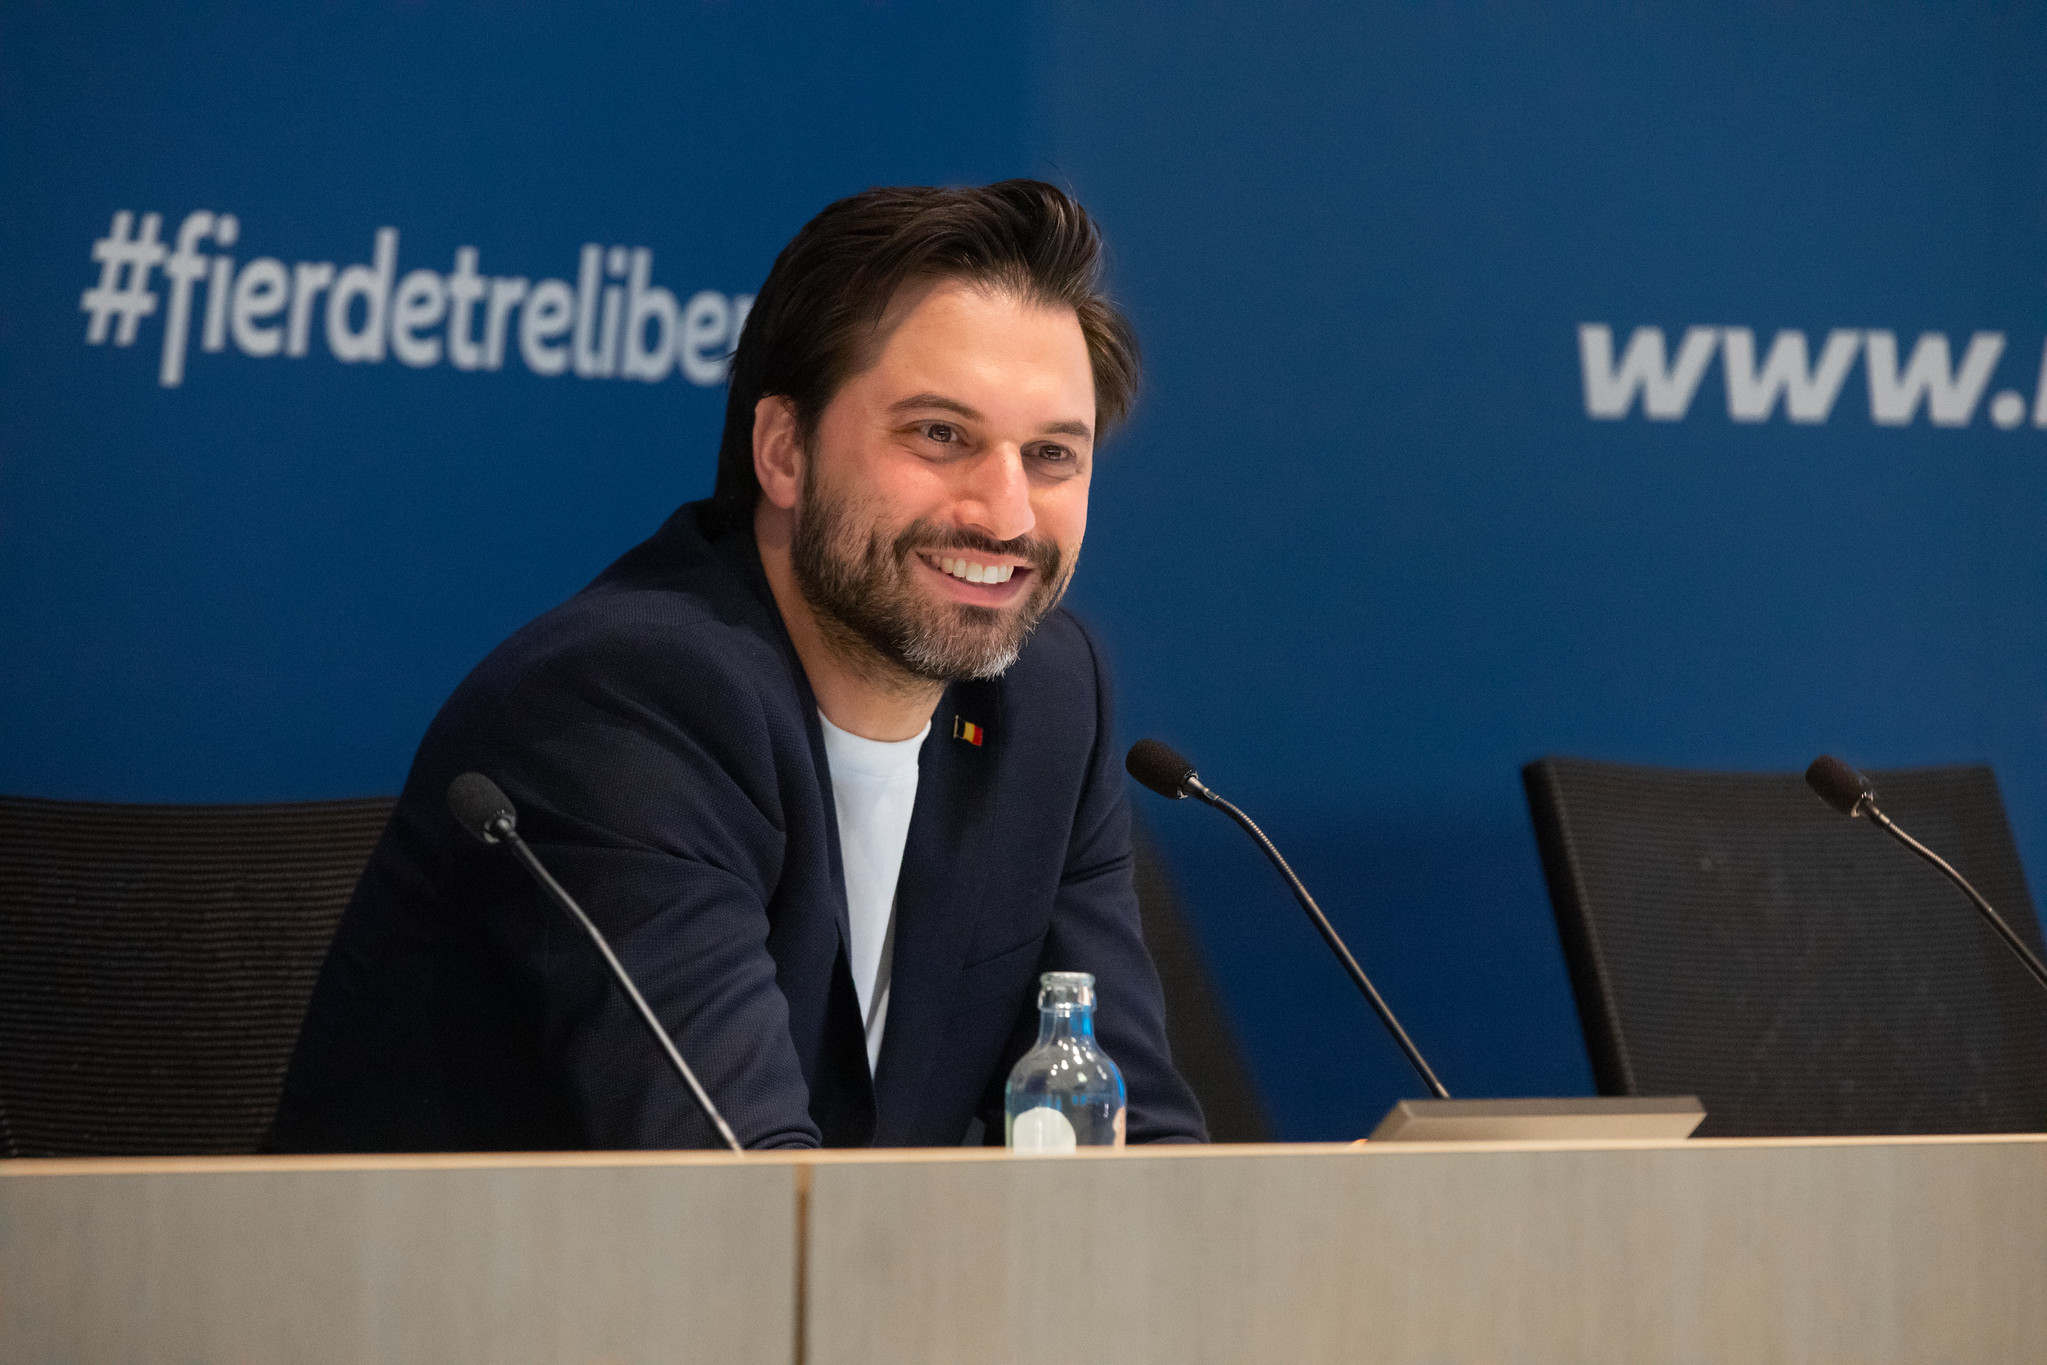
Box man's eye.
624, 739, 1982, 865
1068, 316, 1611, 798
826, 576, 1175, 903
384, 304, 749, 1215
1031, 443, 1074, 464
924, 423, 958, 443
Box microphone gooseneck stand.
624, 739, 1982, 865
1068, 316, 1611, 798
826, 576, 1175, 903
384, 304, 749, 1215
1183, 776, 1452, 1101
1861, 799, 2047, 994
485, 811, 745, 1154
448, 772, 744, 1155
1125, 738, 1450, 1101
1807, 755, 2047, 996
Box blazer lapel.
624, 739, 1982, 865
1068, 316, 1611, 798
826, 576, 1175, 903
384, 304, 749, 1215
704, 511, 872, 1136
709, 514, 854, 952
870, 678, 1002, 1134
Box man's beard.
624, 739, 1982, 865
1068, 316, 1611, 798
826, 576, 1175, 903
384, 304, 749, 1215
790, 463, 1070, 684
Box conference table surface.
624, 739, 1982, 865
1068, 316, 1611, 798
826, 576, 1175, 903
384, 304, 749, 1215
5, 1134, 2044, 1364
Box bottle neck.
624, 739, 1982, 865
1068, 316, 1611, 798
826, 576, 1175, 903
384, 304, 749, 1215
1037, 1004, 1096, 1045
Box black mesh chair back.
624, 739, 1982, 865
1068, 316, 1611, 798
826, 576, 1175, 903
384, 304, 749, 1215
1523, 758, 2047, 1137
0, 795, 393, 1157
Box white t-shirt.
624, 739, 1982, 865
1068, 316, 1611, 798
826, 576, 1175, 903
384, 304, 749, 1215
817, 711, 928, 1076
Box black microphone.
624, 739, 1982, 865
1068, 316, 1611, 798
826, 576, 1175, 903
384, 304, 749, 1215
1804, 754, 1874, 817
446, 772, 744, 1153
1805, 755, 2047, 994
1126, 739, 1451, 1099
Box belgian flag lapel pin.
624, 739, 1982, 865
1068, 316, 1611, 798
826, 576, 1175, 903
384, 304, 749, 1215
952, 715, 985, 747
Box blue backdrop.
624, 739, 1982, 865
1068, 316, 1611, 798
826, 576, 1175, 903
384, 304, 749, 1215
6, 1, 2043, 1139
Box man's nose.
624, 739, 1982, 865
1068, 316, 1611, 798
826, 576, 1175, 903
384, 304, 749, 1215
953, 445, 1035, 543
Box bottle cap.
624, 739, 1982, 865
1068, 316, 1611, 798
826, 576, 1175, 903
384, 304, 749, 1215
1038, 971, 1095, 1011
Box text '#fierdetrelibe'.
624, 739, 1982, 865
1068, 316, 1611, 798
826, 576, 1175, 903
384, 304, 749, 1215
80, 209, 753, 390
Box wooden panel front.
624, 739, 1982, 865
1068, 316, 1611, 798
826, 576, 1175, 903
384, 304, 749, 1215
0, 1153, 794, 1365
802, 1137, 2047, 1365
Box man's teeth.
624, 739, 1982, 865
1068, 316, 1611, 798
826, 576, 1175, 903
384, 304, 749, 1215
936, 556, 1015, 585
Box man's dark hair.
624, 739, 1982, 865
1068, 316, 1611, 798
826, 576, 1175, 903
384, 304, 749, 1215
712, 179, 1139, 509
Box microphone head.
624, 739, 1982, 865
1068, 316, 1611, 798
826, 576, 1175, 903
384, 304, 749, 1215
447, 771, 517, 843
1126, 738, 1199, 800
1805, 755, 1873, 817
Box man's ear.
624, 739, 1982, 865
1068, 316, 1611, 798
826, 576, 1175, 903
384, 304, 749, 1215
753, 396, 803, 511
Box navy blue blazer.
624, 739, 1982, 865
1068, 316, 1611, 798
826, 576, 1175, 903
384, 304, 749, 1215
267, 500, 1207, 1151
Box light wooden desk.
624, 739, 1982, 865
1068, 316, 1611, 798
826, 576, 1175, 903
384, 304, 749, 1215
5, 1136, 2044, 1364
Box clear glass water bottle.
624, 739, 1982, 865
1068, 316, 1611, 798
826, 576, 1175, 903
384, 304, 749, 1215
1004, 971, 1126, 1152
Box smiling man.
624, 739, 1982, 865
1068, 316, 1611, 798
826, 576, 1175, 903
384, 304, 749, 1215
267, 181, 1208, 1152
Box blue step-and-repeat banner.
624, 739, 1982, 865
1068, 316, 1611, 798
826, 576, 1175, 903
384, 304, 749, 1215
6, 2, 2044, 1138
